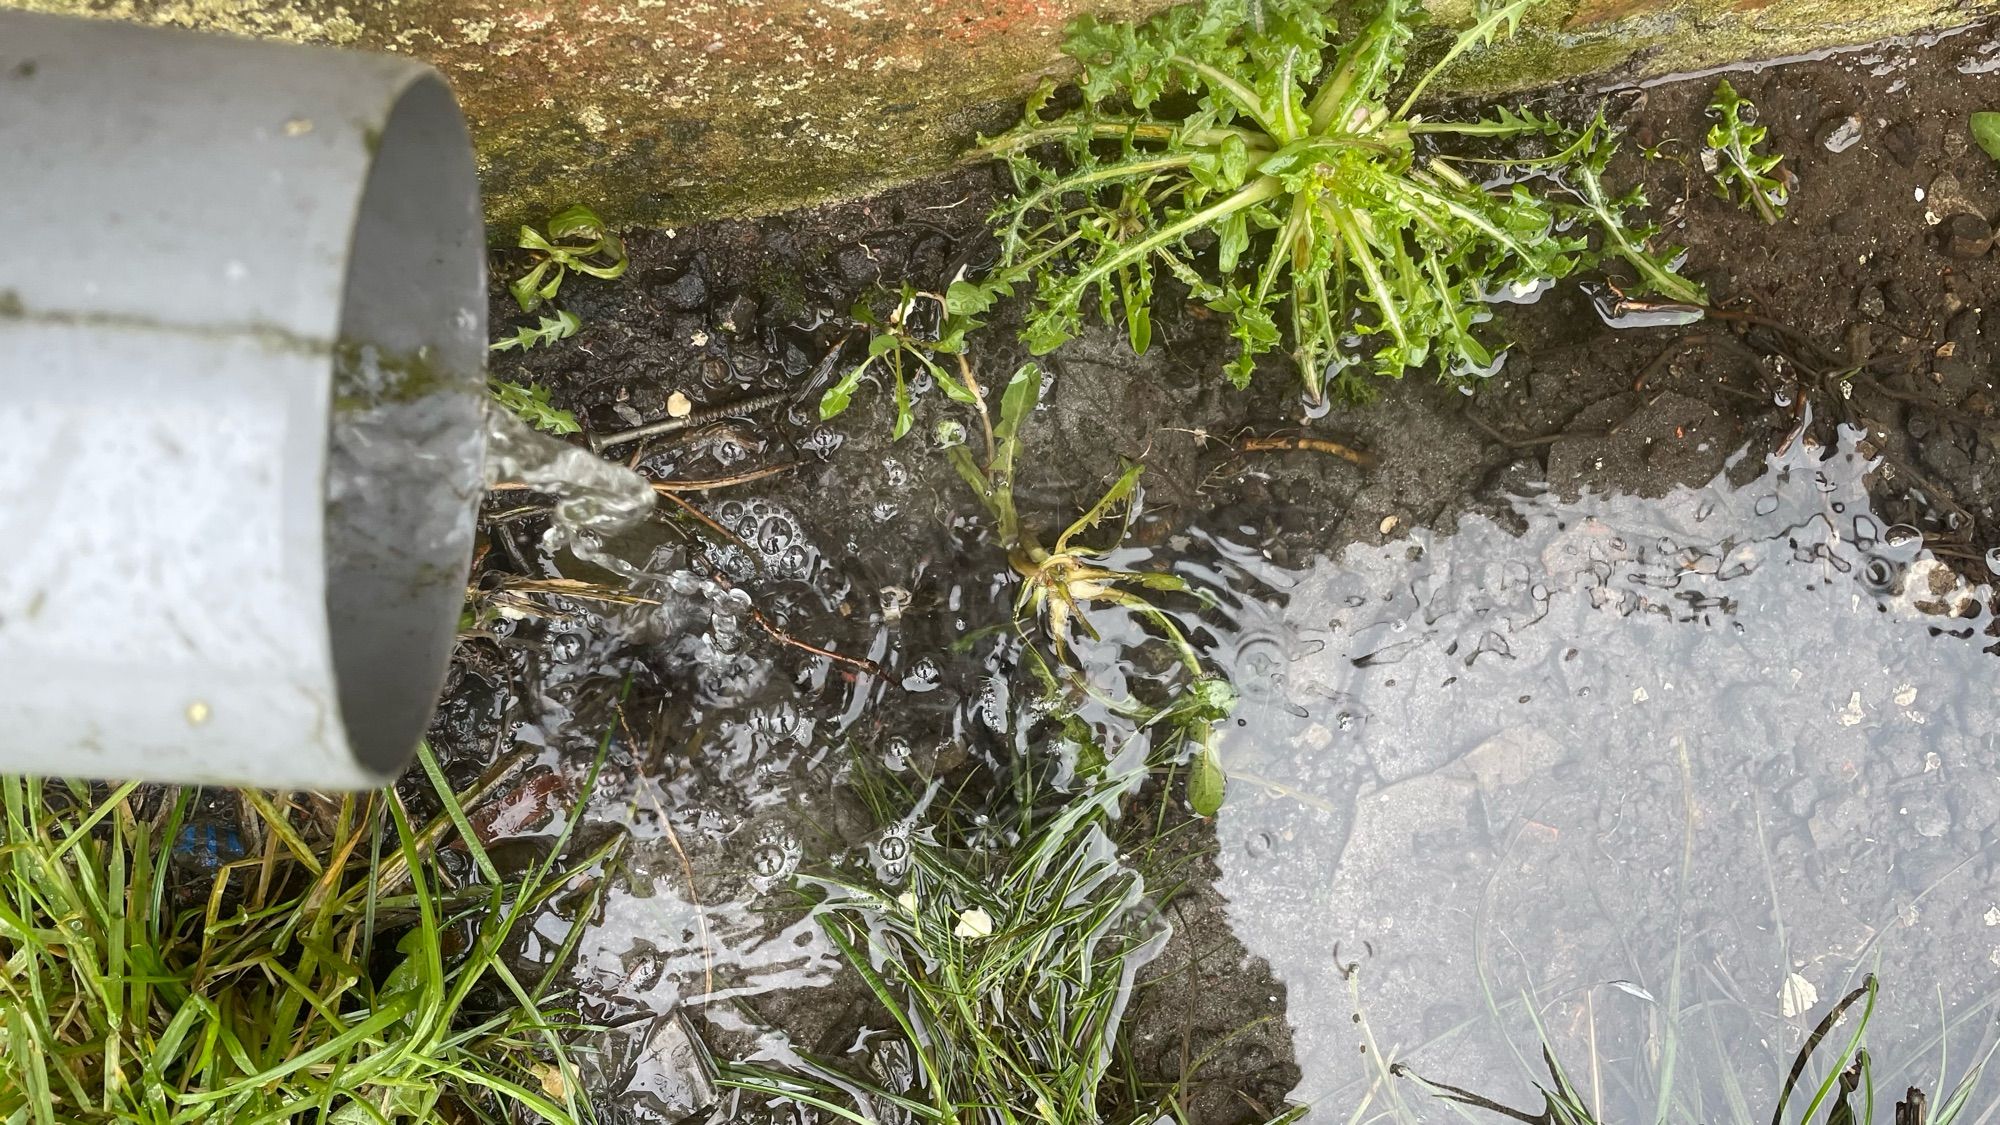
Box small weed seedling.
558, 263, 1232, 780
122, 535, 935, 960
943, 362, 1239, 813
1972, 111, 2000, 163
977, 0, 1703, 400
490, 205, 622, 435
1704, 79, 1788, 224
492, 309, 582, 353
944, 363, 1203, 676
507, 204, 628, 313
490, 378, 583, 436
819, 284, 984, 440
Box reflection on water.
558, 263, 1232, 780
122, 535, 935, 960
461, 406, 2000, 1123
1201, 423, 2000, 1120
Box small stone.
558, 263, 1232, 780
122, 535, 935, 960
1907, 798, 1951, 838
1882, 279, 1916, 313
1941, 213, 1992, 258
1817, 113, 1863, 154
660, 269, 708, 310
1927, 172, 1987, 220
718, 291, 759, 335
1882, 120, 1920, 167
1857, 285, 1888, 319
835, 244, 880, 284
1379, 515, 1399, 535
666, 391, 693, 418
1837, 691, 1866, 727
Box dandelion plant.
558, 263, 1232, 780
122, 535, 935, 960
973, 0, 1703, 401
1704, 78, 1788, 224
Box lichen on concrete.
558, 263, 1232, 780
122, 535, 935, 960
1438, 0, 1995, 93
6, 0, 1996, 229
8, 0, 1174, 231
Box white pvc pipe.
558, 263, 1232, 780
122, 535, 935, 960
0, 11, 488, 788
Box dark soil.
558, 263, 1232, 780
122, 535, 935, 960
461, 21, 2000, 1124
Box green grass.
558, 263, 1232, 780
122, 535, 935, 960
719, 701, 1290, 1124
0, 743, 620, 1125
1394, 974, 2000, 1125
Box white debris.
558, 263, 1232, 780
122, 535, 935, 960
1837, 692, 1866, 727
953, 907, 994, 939
1781, 972, 1820, 1018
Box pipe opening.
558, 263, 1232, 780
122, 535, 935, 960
324, 73, 486, 780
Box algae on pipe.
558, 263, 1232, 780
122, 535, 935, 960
0, 10, 486, 788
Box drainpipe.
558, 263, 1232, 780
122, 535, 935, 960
0, 11, 488, 789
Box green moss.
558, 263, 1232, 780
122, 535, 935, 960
1444, 0, 1982, 92
7, 0, 1994, 228
331, 339, 469, 410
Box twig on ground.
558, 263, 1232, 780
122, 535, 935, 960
653, 463, 798, 493
742, 604, 886, 680
1238, 434, 1377, 467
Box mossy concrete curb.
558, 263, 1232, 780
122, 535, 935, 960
7, 0, 1993, 230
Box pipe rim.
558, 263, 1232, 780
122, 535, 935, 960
324, 71, 486, 780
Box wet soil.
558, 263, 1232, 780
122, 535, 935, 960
462, 22, 2000, 1124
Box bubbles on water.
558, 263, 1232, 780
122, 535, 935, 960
1863, 558, 1898, 592
708, 435, 752, 466
800, 426, 844, 458
1987, 547, 2000, 576
1245, 831, 1276, 859
757, 513, 798, 557
879, 586, 913, 623
1881, 524, 1926, 560
547, 630, 586, 665
704, 498, 822, 581
705, 544, 758, 582
882, 459, 910, 489
975, 675, 1010, 734
872, 829, 912, 882
1753, 494, 1781, 516
871, 501, 900, 522
880, 737, 913, 773
748, 824, 802, 887
901, 657, 942, 693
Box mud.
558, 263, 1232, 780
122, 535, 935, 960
458, 22, 2000, 1125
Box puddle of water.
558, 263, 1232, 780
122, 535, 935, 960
466, 388, 2000, 1125
1195, 422, 2000, 1120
